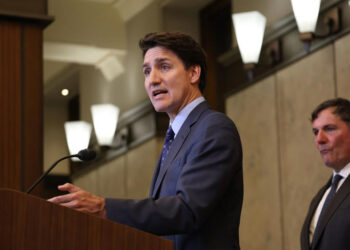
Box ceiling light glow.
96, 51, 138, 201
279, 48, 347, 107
61, 89, 69, 96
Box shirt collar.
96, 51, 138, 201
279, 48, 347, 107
333, 162, 350, 179
170, 96, 205, 137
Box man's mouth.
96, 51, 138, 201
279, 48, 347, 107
320, 148, 331, 154
153, 89, 168, 97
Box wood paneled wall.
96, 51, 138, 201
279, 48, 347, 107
0, 20, 23, 190
0, 18, 47, 195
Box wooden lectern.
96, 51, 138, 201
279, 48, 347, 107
0, 188, 173, 250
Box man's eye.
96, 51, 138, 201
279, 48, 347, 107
161, 65, 169, 70
143, 69, 150, 75
313, 129, 318, 136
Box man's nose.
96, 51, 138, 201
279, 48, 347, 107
149, 69, 160, 84
315, 130, 327, 144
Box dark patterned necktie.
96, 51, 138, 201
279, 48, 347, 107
160, 126, 175, 167
313, 174, 343, 243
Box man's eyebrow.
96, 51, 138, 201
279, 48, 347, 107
312, 123, 336, 130
143, 58, 170, 68
156, 58, 169, 63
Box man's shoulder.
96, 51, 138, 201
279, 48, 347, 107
191, 109, 240, 140
201, 108, 236, 126
186, 101, 238, 131
189, 108, 242, 152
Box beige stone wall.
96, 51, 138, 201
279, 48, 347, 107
126, 137, 163, 199
335, 34, 350, 99
226, 75, 282, 250
226, 34, 350, 250
276, 45, 335, 250
44, 102, 70, 174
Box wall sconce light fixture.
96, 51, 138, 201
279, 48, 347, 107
91, 104, 120, 147
232, 11, 266, 80
291, 0, 321, 41
64, 121, 92, 161
291, 0, 341, 53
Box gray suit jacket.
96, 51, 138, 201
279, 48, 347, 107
301, 175, 350, 250
106, 101, 243, 250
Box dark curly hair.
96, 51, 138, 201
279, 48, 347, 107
311, 98, 350, 126
139, 32, 207, 93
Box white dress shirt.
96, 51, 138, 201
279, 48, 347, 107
170, 96, 205, 138
309, 162, 350, 243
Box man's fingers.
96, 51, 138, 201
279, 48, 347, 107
48, 193, 75, 204
49, 194, 90, 210
57, 199, 81, 209
47, 183, 81, 204
57, 183, 80, 193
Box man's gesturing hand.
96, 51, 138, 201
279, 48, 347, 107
48, 183, 106, 218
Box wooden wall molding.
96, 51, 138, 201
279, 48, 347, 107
0, 0, 47, 16
0, 0, 51, 196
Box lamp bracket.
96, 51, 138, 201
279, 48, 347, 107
243, 63, 256, 71
313, 7, 341, 39
241, 38, 282, 82
299, 7, 341, 53
299, 32, 314, 42
323, 7, 341, 35
267, 39, 282, 66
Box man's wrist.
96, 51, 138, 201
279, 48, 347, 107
97, 197, 106, 219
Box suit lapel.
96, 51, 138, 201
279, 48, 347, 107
300, 178, 331, 250
149, 155, 162, 196
301, 179, 330, 250
312, 175, 350, 249
151, 101, 210, 198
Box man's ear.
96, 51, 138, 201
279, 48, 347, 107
189, 65, 201, 85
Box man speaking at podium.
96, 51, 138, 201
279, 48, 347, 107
49, 32, 243, 250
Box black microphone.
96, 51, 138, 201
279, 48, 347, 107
26, 149, 96, 194
77, 148, 97, 161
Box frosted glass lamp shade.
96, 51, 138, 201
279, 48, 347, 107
91, 104, 120, 146
291, 0, 321, 33
64, 121, 92, 160
232, 11, 266, 64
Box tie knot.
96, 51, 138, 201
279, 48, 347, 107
332, 174, 343, 187
165, 126, 175, 142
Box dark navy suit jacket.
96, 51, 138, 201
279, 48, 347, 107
301, 175, 350, 250
105, 101, 243, 250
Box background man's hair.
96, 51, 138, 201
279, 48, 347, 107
311, 98, 350, 125
139, 32, 207, 93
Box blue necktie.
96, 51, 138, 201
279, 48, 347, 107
313, 174, 343, 243
160, 126, 175, 168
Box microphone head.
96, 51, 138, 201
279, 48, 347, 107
77, 149, 97, 161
